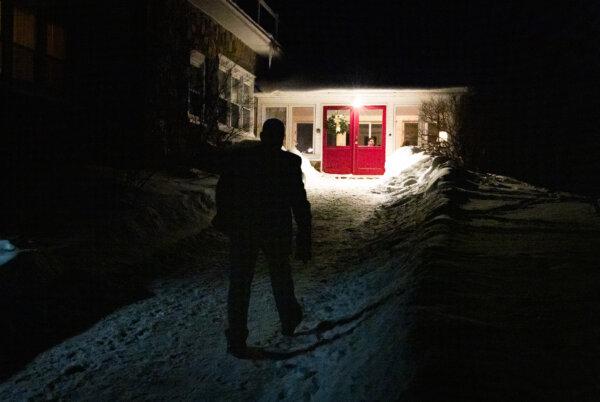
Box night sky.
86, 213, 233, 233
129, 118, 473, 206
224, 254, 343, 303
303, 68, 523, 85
260, 1, 600, 88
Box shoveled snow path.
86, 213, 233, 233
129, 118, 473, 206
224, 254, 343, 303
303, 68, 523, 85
0, 176, 417, 401
3, 149, 599, 401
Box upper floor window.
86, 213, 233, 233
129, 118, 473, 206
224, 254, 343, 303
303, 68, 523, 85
46, 22, 65, 60
46, 21, 66, 88
188, 50, 205, 124
218, 55, 254, 133
13, 7, 36, 81
6, 5, 66, 87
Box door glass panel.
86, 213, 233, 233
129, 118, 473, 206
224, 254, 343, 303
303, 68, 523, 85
358, 108, 383, 146
325, 108, 350, 147
292, 107, 315, 153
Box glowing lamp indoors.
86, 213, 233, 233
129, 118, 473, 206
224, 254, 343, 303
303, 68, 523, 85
438, 131, 449, 142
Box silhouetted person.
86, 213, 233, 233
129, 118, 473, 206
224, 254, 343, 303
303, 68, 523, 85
213, 118, 312, 358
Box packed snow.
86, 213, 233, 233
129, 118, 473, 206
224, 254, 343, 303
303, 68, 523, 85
1, 147, 599, 401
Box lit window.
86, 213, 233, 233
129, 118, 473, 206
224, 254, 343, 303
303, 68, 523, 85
46, 22, 65, 60
325, 108, 351, 147
13, 7, 36, 81
358, 108, 383, 146
46, 22, 66, 89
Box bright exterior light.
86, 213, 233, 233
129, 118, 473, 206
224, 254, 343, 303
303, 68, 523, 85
352, 97, 363, 108
439, 131, 449, 141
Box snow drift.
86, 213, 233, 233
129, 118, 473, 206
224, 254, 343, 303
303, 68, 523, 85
2, 148, 599, 401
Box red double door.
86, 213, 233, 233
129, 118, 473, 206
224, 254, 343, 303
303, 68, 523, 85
322, 105, 386, 175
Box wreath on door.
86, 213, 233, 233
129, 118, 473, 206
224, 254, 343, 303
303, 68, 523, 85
326, 114, 349, 135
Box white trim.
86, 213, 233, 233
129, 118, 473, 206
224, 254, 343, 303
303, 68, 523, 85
254, 87, 467, 98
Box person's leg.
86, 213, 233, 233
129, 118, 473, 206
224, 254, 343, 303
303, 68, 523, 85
226, 238, 258, 348
265, 251, 303, 335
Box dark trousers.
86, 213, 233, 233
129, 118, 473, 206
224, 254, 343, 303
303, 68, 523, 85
226, 237, 302, 343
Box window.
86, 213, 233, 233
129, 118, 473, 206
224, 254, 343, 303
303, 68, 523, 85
46, 22, 65, 60
218, 55, 254, 133
13, 7, 36, 81
325, 108, 351, 147
403, 122, 418, 146
188, 50, 205, 124
358, 108, 383, 146
292, 107, 315, 153
46, 22, 66, 88
264, 107, 286, 126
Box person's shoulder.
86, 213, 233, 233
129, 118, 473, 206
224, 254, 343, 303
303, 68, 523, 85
279, 150, 302, 167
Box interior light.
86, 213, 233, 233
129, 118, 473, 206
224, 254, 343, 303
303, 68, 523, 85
439, 131, 449, 141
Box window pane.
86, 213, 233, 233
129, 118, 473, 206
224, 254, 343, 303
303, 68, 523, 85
292, 106, 315, 153
243, 83, 252, 104
231, 104, 240, 129
218, 98, 229, 125
371, 124, 382, 145
231, 77, 241, 104
265, 107, 286, 126
358, 108, 383, 147
359, 123, 369, 145
403, 122, 418, 146
218, 70, 230, 99
325, 108, 350, 147
296, 123, 314, 153
13, 8, 35, 49
242, 108, 251, 131
47, 23, 65, 59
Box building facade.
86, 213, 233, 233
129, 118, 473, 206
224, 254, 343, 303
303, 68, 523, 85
2, 0, 280, 169
254, 88, 466, 175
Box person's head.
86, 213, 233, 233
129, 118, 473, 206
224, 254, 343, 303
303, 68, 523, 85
260, 118, 285, 149
368, 138, 375, 146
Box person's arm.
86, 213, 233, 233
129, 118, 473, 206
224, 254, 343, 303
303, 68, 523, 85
289, 156, 312, 262
212, 151, 235, 233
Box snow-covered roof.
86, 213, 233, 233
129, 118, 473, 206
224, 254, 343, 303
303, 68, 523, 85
254, 86, 468, 97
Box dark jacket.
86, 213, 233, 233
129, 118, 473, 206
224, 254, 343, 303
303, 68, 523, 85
213, 144, 312, 254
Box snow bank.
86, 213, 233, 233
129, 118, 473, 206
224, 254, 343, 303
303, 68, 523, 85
289, 148, 324, 189
383, 146, 431, 178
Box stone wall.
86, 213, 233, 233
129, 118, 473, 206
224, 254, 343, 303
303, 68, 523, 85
188, 6, 257, 75
144, 0, 258, 163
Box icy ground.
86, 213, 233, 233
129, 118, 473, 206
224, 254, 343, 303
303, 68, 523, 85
2, 148, 600, 401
